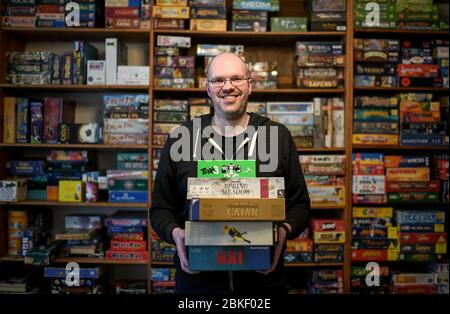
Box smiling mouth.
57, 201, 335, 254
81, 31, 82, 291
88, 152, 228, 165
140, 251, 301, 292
220, 95, 240, 101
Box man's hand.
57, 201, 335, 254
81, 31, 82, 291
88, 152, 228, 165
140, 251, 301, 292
258, 223, 290, 275
172, 227, 198, 275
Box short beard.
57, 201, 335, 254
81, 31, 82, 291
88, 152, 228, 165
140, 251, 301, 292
214, 101, 247, 121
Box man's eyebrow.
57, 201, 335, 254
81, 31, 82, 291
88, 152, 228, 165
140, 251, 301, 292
210, 75, 246, 79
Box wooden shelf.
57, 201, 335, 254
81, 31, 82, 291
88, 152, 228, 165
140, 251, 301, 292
298, 148, 346, 153
154, 30, 346, 37
353, 145, 449, 151
153, 30, 346, 44
151, 260, 345, 268
352, 259, 449, 264
311, 205, 346, 210
1, 255, 147, 265
352, 202, 448, 207
152, 146, 347, 153
53, 256, 147, 265
253, 88, 346, 94
354, 28, 449, 36
0, 255, 24, 262
0, 143, 148, 150
153, 87, 345, 94
0, 84, 149, 91
151, 261, 174, 266
353, 87, 449, 93
1, 27, 150, 42
0, 201, 148, 208
285, 262, 344, 267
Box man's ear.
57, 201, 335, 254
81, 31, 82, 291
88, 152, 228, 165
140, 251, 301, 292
248, 79, 253, 95
206, 83, 212, 98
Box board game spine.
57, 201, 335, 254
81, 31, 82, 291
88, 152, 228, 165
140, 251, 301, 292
188, 246, 270, 271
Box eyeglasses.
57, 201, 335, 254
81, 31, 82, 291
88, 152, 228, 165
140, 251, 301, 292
208, 77, 250, 88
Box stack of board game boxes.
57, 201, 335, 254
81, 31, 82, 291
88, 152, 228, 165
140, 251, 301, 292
231, 0, 279, 32
294, 41, 345, 89
107, 152, 149, 204
301, 155, 346, 207
191, 0, 227, 32
185, 160, 285, 271
55, 214, 105, 258
308, 0, 346, 32
105, 211, 148, 263
354, 39, 448, 89
352, 96, 400, 146
308, 269, 344, 294
105, 0, 150, 29
2, 0, 103, 28
152, 0, 189, 30
151, 268, 176, 293
103, 94, 149, 145
154, 36, 194, 88
44, 266, 104, 294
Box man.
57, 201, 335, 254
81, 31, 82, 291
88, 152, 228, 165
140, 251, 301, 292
150, 52, 310, 294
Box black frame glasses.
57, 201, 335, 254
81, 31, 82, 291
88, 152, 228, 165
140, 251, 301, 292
208, 77, 251, 88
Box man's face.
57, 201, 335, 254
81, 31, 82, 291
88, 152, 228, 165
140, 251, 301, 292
206, 54, 252, 120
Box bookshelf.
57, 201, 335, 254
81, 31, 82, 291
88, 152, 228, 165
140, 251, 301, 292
152, 87, 345, 94
0, 255, 24, 263
0, 0, 153, 294
0, 255, 148, 265
348, 0, 449, 295
353, 145, 449, 151
0, 201, 148, 208
153, 29, 346, 37
354, 29, 449, 36
353, 87, 449, 93
3, 27, 151, 42
0, 0, 448, 295
285, 262, 344, 268
53, 256, 148, 265
147, 0, 353, 294
0, 84, 149, 91
0, 143, 148, 150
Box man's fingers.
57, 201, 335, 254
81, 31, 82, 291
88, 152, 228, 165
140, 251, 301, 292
178, 247, 191, 273
178, 246, 188, 261
172, 228, 198, 274
179, 253, 192, 274
261, 264, 276, 275
260, 241, 284, 275
176, 238, 199, 274
180, 257, 199, 275
257, 256, 277, 275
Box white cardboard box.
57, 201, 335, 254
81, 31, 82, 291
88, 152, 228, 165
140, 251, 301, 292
105, 38, 128, 85
0, 179, 27, 202
87, 60, 106, 85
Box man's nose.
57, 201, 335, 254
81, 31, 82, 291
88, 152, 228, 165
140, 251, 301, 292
222, 80, 234, 89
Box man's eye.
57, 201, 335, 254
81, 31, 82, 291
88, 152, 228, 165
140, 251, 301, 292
213, 79, 225, 84
232, 78, 243, 83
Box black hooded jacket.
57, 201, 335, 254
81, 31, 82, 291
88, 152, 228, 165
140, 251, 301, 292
150, 112, 311, 293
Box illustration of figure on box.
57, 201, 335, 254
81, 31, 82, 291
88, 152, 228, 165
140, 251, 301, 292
221, 163, 241, 178
150, 52, 311, 294
224, 225, 251, 244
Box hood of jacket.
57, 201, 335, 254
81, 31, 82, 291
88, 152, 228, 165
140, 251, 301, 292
191, 112, 271, 160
